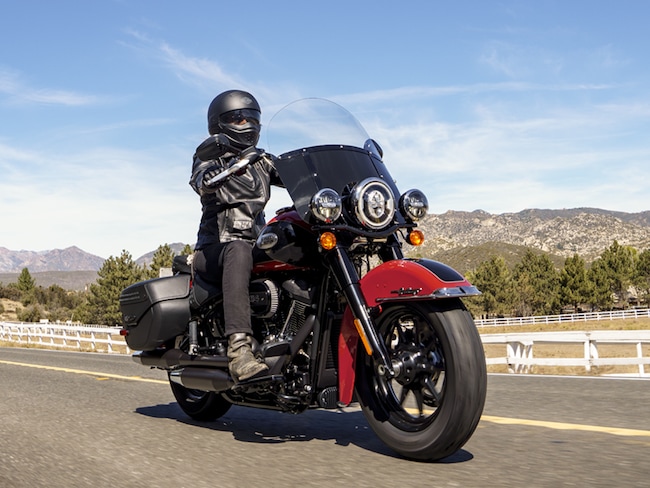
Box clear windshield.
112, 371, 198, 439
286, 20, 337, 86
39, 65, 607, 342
266, 98, 382, 158
265, 99, 398, 223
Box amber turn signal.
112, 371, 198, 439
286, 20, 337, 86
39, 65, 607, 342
408, 229, 425, 246
319, 231, 337, 250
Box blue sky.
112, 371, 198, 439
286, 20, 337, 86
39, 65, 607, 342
1, 0, 648, 259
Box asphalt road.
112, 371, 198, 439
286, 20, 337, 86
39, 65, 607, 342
1, 347, 649, 488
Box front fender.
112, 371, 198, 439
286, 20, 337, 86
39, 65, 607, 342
337, 258, 479, 405
357, 258, 479, 304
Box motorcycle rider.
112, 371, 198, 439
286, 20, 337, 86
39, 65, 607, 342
189, 89, 283, 382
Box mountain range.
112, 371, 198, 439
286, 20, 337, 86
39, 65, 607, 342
0, 246, 105, 273
1, 208, 649, 288
411, 207, 650, 273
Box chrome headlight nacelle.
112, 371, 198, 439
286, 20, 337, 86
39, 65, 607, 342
399, 189, 429, 222
310, 188, 342, 223
351, 177, 396, 230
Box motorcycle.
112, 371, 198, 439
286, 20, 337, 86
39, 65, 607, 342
119, 98, 487, 461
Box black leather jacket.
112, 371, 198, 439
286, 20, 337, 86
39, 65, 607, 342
189, 150, 283, 249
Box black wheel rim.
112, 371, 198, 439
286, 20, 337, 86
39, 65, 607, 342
370, 305, 446, 431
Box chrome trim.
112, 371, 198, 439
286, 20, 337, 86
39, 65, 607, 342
351, 177, 396, 230
374, 285, 481, 303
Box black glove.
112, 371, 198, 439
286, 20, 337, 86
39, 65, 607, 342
201, 168, 223, 191
240, 146, 264, 164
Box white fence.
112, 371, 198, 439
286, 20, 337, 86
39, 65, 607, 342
0, 321, 128, 354
2, 314, 650, 377
481, 330, 650, 377
475, 307, 650, 328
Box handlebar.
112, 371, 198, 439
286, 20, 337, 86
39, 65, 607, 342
204, 152, 271, 187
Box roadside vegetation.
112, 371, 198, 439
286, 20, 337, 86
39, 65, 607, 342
1, 240, 649, 327
465, 240, 650, 318
2, 240, 648, 377
0, 244, 192, 326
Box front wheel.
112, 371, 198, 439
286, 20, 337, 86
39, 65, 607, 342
168, 373, 232, 421
355, 299, 487, 461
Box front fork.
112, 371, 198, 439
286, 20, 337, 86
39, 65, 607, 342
326, 247, 395, 378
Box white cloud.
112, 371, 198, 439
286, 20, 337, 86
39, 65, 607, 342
360, 90, 650, 217
121, 30, 301, 111
0, 140, 199, 258
0, 67, 101, 106
157, 42, 242, 90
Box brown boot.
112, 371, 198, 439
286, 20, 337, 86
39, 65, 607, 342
227, 333, 268, 382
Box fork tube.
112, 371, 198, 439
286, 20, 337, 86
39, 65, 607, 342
327, 247, 394, 377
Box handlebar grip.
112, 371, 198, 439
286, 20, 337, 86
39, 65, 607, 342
204, 156, 255, 186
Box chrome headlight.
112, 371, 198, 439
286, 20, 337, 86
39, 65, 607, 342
399, 189, 429, 221
352, 177, 396, 229
310, 188, 342, 223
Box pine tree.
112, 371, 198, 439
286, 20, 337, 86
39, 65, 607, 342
634, 249, 650, 306
82, 250, 145, 325
587, 258, 614, 310
466, 256, 514, 318
597, 240, 637, 306
559, 254, 591, 311
16, 268, 35, 293
512, 249, 560, 316
146, 244, 176, 279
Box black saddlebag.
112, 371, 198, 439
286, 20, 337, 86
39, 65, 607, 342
119, 274, 191, 351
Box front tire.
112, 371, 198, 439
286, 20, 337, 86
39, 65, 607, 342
356, 299, 487, 461
168, 374, 232, 421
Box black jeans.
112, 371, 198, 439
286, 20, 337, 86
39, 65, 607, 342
193, 240, 253, 336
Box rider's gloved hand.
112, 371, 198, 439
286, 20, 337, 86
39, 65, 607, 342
201, 168, 223, 191
232, 146, 265, 176
240, 146, 264, 164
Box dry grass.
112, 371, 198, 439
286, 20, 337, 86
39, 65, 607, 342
0, 298, 21, 321
478, 316, 650, 334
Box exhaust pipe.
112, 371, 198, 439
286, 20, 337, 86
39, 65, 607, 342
169, 367, 233, 392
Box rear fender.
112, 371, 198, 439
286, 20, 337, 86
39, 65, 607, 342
337, 258, 479, 405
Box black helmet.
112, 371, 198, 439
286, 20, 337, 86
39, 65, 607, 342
207, 90, 261, 148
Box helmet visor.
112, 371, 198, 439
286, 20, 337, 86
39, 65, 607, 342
220, 109, 260, 127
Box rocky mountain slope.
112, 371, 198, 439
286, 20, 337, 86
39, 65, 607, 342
0, 246, 104, 273
414, 208, 650, 268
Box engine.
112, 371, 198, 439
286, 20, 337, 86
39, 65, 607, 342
249, 276, 317, 344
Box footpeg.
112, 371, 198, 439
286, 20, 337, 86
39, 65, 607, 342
231, 374, 283, 392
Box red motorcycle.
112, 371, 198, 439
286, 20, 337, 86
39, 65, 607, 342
120, 98, 486, 461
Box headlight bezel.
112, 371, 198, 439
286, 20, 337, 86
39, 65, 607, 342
309, 187, 343, 223
351, 177, 396, 230
399, 188, 429, 222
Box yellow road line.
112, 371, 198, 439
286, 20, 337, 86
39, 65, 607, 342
481, 414, 650, 437
3, 358, 650, 437
0, 359, 168, 384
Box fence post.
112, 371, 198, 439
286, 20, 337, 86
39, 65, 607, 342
585, 338, 598, 373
